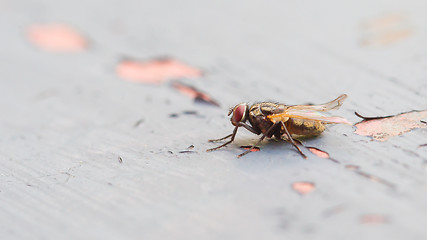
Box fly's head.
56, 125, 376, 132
229, 103, 249, 126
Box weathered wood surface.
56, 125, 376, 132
1, 0, 427, 239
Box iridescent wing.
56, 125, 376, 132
288, 94, 348, 112
275, 110, 351, 124
267, 94, 351, 124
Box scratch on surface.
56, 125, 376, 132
322, 204, 346, 218
168, 110, 205, 118
354, 111, 427, 141
346, 165, 395, 189
26, 164, 82, 186
178, 150, 197, 154
355, 171, 396, 189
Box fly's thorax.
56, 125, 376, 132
250, 102, 289, 124
249, 102, 286, 116
248, 102, 287, 135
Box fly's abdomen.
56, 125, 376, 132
284, 118, 326, 138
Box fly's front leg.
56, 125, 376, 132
206, 126, 239, 152
280, 122, 307, 159
208, 134, 233, 143
207, 122, 260, 152
237, 122, 279, 158
208, 122, 258, 143
238, 122, 261, 135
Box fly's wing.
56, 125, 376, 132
288, 94, 348, 112
267, 94, 351, 124
275, 109, 351, 124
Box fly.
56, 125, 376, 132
206, 94, 351, 158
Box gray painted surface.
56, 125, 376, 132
1, 0, 427, 239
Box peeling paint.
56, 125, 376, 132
345, 164, 360, 170
360, 214, 388, 224
117, 58, 201, 84
354, 111, 427, 141
293, 140, 339, 163
361, 13, 412, 47
307, 147, 330, 159
171, 81, 220, 107
28, 24, 87, 52
292, 182, 315, 195
239, 146, 260, 152
362, 29, 412, 46
362, 13, 405, 30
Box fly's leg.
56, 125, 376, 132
207, 123, 260, 151
280, 122, 307, 159
208, 134, 233, 143
206, 126, 238, 152
237, 122, 279, 158
238, 122, 261, 135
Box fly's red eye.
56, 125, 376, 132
232, 105, 246, 123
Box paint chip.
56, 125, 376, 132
360, 13, 412, 46
307, 147, 330, 158
292, 182, 315, 195
354, 111, 427, 141
171, 81, 220, 107
302, 145, 339, 163
345, 164, 360, 170
117, 58, 202, 84
239, 146, 260, 152
362, 30, 413, 46
360, 214, 388, 224
28, 24, 87, 52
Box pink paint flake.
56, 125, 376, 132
240, 146, 260, 152
360, 214, 388, 224
117, 58, 202, 84
292, 182, 315, 195
307, 147, 330, 158
28, 24, 87, 52
354, 111, 427, 141
171, 81, 220, 107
